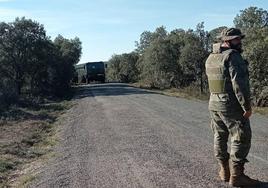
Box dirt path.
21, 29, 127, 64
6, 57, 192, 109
29, 83, 268, 188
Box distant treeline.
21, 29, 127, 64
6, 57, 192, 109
0, 17, 82, 110
107, 6, 268, 107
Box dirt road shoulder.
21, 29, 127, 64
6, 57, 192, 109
0, 99, 73, 187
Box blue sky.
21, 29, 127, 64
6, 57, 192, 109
0, 0, 267, 63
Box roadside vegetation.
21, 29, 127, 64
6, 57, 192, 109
107, 6, 268, 115
0, 17, 81, 186
0, 98, 73, 187
0, 17, 82, 110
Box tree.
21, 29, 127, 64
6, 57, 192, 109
178, 42, 206, 87
0, 17, 83, 100
135, 26, 168, 55
51, 35, 82, 96
140, 39, 179, 88
167, 29, 194, 87
25, 39, 54, 96
107, 52, 139, 83
234, 7, 268, 32
107, 54, 121, 81
0, 17, 47, 95
119, 52, 139, 83
54, 35, 82, 65
194, 22, 210, 93
169, 29, 208, 89
234, 6, 268, 106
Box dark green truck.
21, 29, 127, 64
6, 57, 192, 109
74, 61, 106, 83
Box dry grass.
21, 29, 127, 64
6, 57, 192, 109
253, 107, 268, 117
0, 99, 73, 187
16, 174, 36, 188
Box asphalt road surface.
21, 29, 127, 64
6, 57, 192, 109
30, 83, 268, 188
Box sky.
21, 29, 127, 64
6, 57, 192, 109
0, 0, 267, 64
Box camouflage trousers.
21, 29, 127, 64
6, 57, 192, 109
209, 110, 252, 165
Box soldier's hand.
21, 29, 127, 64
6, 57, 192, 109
243, 110, 252, 119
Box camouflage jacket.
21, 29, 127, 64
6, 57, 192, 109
205, 43, 251, 112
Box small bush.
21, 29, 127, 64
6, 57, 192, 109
256, 87, 268, 107
0, 159, 16, 173
0, 79, 18, 108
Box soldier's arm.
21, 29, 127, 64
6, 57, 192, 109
228, 52, 251, 112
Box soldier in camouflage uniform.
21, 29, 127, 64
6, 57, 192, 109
205, 28, 260, 187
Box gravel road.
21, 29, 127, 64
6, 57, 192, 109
30, 83, 268, 188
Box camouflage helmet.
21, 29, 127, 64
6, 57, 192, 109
218, 28, 245, 41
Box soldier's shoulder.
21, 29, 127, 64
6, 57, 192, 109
223, 48, 238, 55
224, 49, 242, 60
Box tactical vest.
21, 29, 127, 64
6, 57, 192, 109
206, 43, 234, 94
